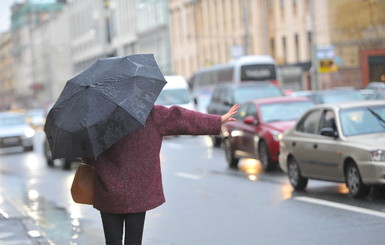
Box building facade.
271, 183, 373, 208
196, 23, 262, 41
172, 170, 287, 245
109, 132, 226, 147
10, 1, 67, 108
108, 0, 137, 56
0, 32, 15, 110
169, 0, 385, 90
169, 0, 269, 80
325, 0, 385, 88
31, 4, 72, 104
68, 0, 115, 75
136, 0, 172, 75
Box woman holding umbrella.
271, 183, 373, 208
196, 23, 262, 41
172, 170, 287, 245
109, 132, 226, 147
82, 104, 239, 245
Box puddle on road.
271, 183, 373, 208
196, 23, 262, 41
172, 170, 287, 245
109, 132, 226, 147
22, 190, 85, 244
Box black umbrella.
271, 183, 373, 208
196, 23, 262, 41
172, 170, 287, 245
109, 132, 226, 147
44, 54, 167, 159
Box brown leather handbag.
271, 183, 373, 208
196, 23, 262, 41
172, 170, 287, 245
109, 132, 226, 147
71, 163, 94, 205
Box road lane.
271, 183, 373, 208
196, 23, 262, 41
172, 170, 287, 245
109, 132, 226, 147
0, 133, 384, 244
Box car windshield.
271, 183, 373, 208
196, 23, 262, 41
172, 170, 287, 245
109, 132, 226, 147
234, 86, 283, 104
155, 89, 191, 106
0, 115, 26, 127
27, 108, 45, 117
340, 105, 385, 136
320, 91, 365, 104
260, 101, 314, 122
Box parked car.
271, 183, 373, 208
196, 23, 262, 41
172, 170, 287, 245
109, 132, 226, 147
207, 82, 285, 146
359, 89, 385, 100
155, 75, 195, 110
366, 81, 385, 90
44, 136, 79, 170
0, 111, 35, 152
43, 105, 79, 170
279, 100, 385, 198
291, 88, 365, 104
26, 108, 46, 130
221, 97, 314, 170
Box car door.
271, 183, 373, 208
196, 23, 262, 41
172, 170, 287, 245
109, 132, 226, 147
228, 104, 248, 156
313, 109, 344, 181
229, 103, 254, 157
242, 103, 260, 157
291, 109, 323, 176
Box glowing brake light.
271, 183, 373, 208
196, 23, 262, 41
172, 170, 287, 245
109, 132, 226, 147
270, 80, 280, 86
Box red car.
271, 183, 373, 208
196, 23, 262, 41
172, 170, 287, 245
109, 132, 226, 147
221, 96, 314, 171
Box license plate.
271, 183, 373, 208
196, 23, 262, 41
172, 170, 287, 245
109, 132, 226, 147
2, 137, 20, 145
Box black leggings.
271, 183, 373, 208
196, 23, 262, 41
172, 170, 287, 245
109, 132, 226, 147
100, 211, 146, 245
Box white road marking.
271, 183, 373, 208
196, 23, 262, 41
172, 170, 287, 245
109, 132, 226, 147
295, 196, 385, 219
175, 172, 202, 180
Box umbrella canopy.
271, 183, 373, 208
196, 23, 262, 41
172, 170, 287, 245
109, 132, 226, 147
44, 54, 167, 159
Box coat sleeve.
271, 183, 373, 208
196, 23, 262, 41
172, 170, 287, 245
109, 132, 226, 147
151, 105, 222, 136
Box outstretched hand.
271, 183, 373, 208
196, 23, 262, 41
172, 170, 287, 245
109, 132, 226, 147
221, 104, 240, 124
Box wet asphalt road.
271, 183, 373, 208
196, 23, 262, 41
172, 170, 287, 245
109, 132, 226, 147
0, 132, 385, 245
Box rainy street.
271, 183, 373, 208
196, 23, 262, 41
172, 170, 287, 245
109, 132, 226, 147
0, 132, 385, 245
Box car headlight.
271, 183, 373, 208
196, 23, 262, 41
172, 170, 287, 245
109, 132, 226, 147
370, 150, 385, 161
271, 131, 283, 142
24, 128, 35, 138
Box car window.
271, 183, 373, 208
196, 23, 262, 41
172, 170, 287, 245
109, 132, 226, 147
296, 109, 322, 134
156, 89, 191, 105
246, 104, 259, 122
318, 109, 336, 134
211, 88, 223, 103
0, 115, 26, 127
235, 103, 249, 121
320, 91, 365, 104
259, 101, 314, 122
234, 86, 283, 103
340, 105, 385, 136
222, 88, 234, 105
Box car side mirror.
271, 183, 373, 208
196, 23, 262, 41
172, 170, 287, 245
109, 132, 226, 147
320, 127, 338, 137
193, 98, 198, 105
243, 115, 258, 125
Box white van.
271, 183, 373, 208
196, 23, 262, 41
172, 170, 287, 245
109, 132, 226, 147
155, 75, 195, 110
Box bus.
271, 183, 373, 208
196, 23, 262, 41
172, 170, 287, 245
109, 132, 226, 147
188, 55, 280, 112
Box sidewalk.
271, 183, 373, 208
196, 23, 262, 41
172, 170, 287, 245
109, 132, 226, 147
0, 197, 52, 245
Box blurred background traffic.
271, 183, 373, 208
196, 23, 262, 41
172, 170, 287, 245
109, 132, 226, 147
1, 1, 385, 244
0, 0, 384, 178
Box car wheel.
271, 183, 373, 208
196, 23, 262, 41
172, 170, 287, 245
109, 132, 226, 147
345, 162, 370, 198
223, 138, 239, 168
258, 141, 274, 171
287, 157, 308, 190
44, 141, 54, 167
63, 159, 72, 170
211, 136, 221, 147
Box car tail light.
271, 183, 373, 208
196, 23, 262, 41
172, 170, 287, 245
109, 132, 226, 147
269, 80, 280, 86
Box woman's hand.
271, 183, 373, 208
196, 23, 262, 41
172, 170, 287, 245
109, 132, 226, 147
221, 104, 240, 124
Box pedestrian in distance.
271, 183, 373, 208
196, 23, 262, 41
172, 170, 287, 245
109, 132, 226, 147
82, 104, 239, 245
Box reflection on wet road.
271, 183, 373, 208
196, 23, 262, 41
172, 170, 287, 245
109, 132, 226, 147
0, 133, 384, 244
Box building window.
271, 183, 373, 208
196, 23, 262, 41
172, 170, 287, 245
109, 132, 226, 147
280, 0, 285, 18
270, 38, 275, 59
282, 36, 287, 64
307, 32, 312, 60
295, 33, 299, 62
292, 0, 297, 15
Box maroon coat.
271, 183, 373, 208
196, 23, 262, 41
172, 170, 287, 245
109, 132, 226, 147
85, 105, 221, 213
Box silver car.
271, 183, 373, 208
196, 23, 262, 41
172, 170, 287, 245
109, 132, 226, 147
279, 100, 385, 198
0, 111, 35, 151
